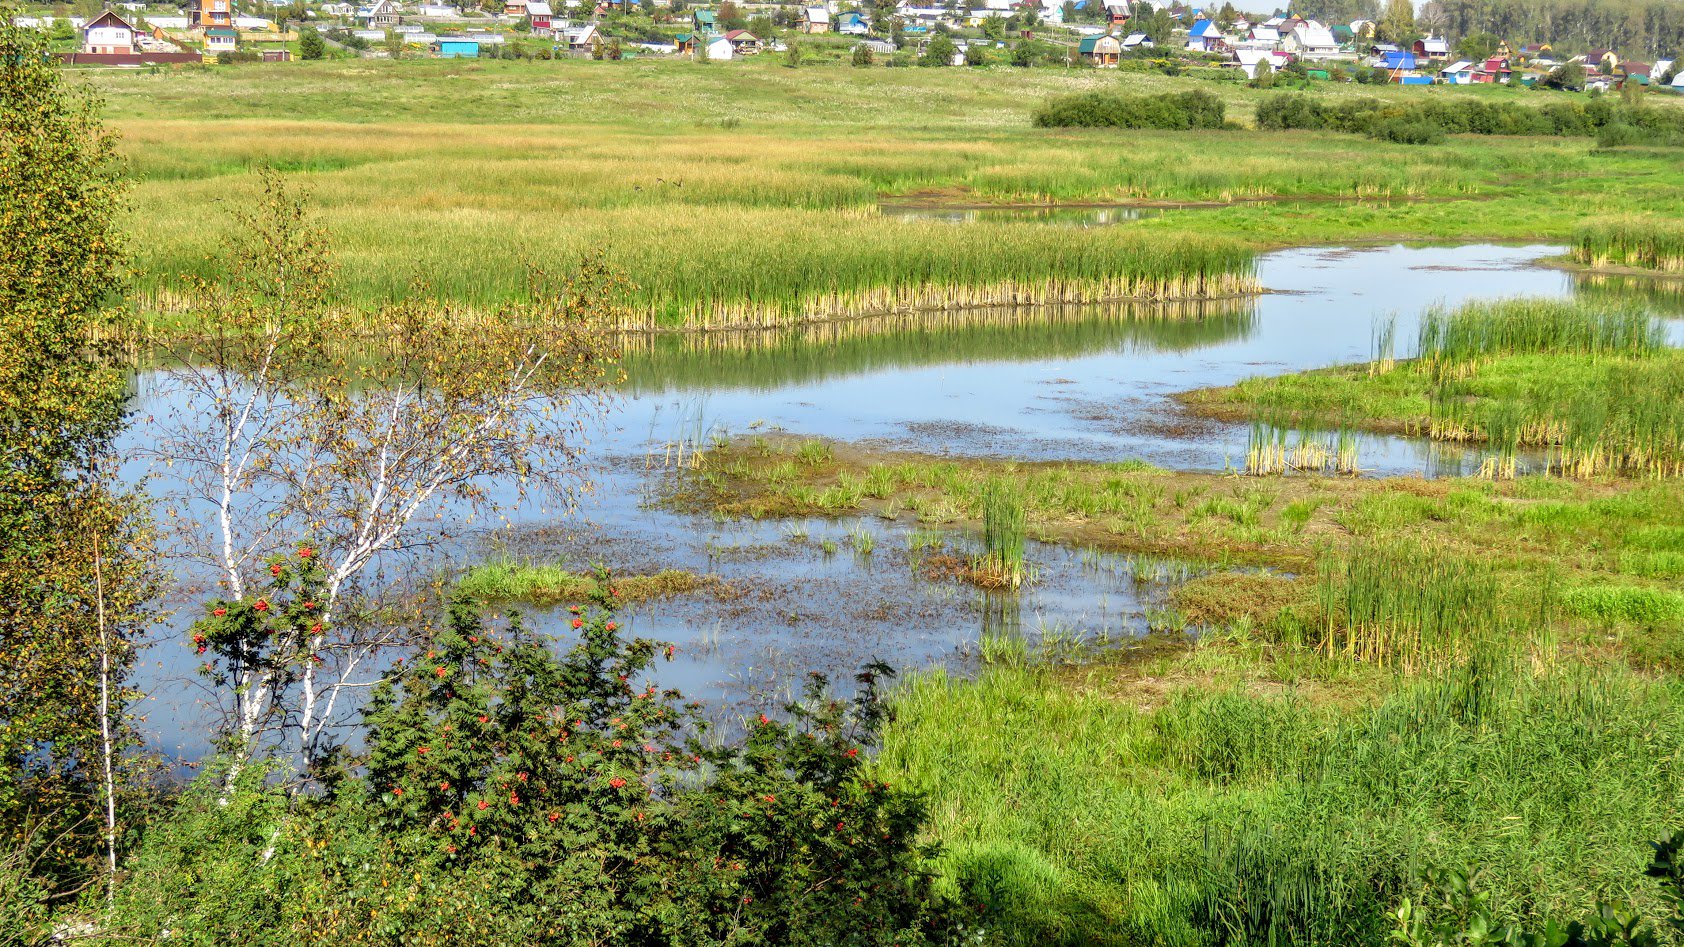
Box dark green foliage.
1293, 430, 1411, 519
299, 28, 325, 60
1394, 829, 1684, 946
0, 17, 153, 905
1033, 90, 1227, 130
110, 592, 956, 945
920, 33, 956, 66
1254, 92, 1684, 144
1369, 117, 1445, 145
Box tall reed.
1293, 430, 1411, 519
977, 478, 1028, 589
1573, 216, 1684, 274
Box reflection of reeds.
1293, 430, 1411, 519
1245, 421, 1360, 477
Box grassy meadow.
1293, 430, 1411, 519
80, 57, 1684, 330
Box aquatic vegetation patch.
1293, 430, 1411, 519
456, 561, 707, 606
1573, 216, 1684, 275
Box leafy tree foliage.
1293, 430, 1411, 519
110, 591, 960, 945
0, 18, 154, 903
1433, 0, 1684, 58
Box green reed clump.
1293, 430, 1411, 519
1573, 217, 1684, 274
977, 478, 1028, 589
456, 561, 702, 605
1314, 539, 1540, 670
1416, 297, 1664, 368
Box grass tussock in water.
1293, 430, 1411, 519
1573, 216, 1684, 275
882, 657, 1684, 947
1194, 297, 1684, 479
456, 561, 704, 606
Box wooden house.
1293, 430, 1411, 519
1076, 32, 1121, 66
801, 6, 829, 33
723, 28, 758, 54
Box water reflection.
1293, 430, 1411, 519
124, 242, 1682, 760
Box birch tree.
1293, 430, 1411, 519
146, 175, 625, 769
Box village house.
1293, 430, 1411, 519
723, 28, 758, 54
1240, 24, 1276, 48
1120, 31, 1150, 49
801, 6, 829, 33
835, 11, 868, 34
203, 26, 238, 52
565, 20, 599, 52
189, 0, 233, 30
1412, 36, 1448, 60
82, 10, 138, 53
358, 0, 400, 28
1184, 18, 1223, 52
1475, 55, 1512, 82
1582, 48, 1618, 73
526, 0, 553, 35
1076, 31, 1121, 66
705, 32, 733, 58
1104, 1, 1128, 26
1440, 59, 1475, 83
691, 9, 715, 32
1232, 47, 1287, 77
1282, 22, 1338, 60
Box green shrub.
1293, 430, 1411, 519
1369, 117, 1445, 145
1033, 90, 1227, 130
109, 594, 956, 945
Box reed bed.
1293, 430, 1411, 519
1245, 421, 1360, 476
1416, 297, 1664, 370
1572, 216, 1684, 274
1314, 539, 1540, 671
455, 561, 703, 605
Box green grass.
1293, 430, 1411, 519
1190, 298, 1684, 479
454, 561, 703, 605
65, 58, 1684, 332
881, 659, 1684, 946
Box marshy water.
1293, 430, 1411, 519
122, 243, 1684, 760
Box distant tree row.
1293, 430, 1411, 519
1428, 0, 1684, 58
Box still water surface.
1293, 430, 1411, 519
126, 243, 1677, 760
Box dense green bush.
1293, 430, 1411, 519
1370, 117, 1446, 145
1253, 92, 1684, 145
101, 593, 958, 946
1033, 90, 1227, 130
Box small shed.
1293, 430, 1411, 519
723, 28, 758, 54
705, 33, 733, 59
1076, 32, 1121, 66
435, 36, 479, 56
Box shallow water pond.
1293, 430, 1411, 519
121, 243, 1684, 759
